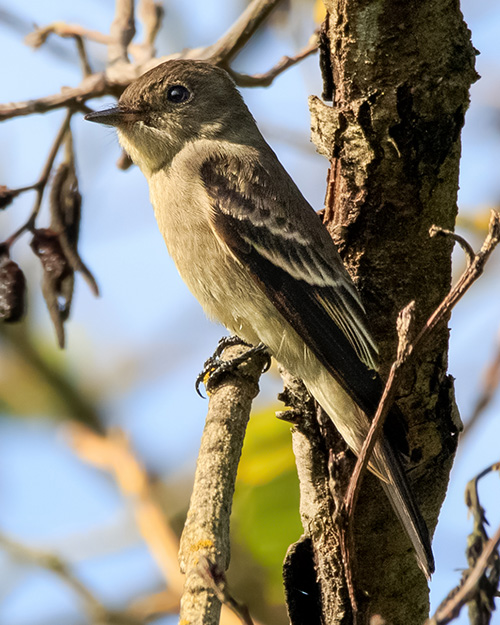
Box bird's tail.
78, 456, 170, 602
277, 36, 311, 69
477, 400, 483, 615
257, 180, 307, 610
304, 373, 434, 578
375, 438, 435, 578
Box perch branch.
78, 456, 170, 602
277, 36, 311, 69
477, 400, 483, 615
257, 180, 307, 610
178, 344, 268, 625
68, 421, 259, 625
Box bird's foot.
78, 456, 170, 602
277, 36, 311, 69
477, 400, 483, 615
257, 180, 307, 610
195, 336, 271, 397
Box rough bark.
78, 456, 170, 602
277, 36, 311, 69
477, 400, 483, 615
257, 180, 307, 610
296, 1, 477, 623
178, 345, 268, 625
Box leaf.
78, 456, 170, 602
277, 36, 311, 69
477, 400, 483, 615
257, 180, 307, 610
233, 405, 301, 604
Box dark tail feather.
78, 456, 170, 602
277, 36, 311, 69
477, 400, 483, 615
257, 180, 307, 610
377, 440, 435, 579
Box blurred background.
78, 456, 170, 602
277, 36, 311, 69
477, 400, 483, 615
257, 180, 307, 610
0, 0, 499, 623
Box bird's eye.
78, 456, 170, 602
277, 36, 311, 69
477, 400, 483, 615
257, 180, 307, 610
166, 85, 191, 103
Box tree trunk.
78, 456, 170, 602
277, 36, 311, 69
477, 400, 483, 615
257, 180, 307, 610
285, 1, 478, 623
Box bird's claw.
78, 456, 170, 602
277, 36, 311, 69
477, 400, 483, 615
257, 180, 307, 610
195, 337, 271, 397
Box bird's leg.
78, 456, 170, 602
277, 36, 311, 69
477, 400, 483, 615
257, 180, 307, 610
195, 336, 271, 397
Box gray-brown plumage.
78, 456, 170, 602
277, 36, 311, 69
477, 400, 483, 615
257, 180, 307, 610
86, 59, 434, 577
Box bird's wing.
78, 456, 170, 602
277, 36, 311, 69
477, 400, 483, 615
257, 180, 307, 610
200, 152, 390, 421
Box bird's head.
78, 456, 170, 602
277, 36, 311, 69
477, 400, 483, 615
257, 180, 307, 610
86, 59, 253, 174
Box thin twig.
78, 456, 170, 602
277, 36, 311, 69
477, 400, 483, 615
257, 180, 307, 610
428, 524, 500, 624
416, 213, 500, 345
340, 303, 416, 621
0, 532, 106, 620
344, 303, 415, 520
344, 211, 500, 564
196, 555, 255, 625
25, 19, 169, 63
25, 22, 111, 47
0, 72, 113, 121
429, 225, 476, 266
205, 0, 283, 64
229, 31, 319, 87
74, 34, 92, 76
0, 0, 313, 122
5, 110, 72, 248
461, 326, 500, 440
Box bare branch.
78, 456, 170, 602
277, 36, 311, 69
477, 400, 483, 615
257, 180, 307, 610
5, 110, 72, 247
178, 343, 268, 625
420, 211, 500, 343
25, 22, 93, 77
134, 0, 165, 63
428, 462, 500, 624
0, 72, 115, 121
107, 0, 136, 67
230, 31, 319, 87
205, 0, 283, 65
344, 303, 416, 520
0, 0, 317, 122
0, 532, 143, 624
25, 21, 112, 48
462, 326, 500, 439
68, 424, 185, 598
74, 35, 92, 77
429, 225, 476, 267
429, 525, 500, 624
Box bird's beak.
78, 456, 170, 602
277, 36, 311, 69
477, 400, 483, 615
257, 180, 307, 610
85, 106, 143, 126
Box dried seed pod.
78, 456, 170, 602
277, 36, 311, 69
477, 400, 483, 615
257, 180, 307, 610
50, 162, 81, 245
0, 244, 26, 322
50, 162, 98, 296
30, 228, 71, 282
30, 229, 73, 347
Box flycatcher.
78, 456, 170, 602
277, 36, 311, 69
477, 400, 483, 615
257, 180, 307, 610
86, 59, 434, 577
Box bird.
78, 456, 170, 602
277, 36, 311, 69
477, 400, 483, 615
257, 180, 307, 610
86, 58, 434, 577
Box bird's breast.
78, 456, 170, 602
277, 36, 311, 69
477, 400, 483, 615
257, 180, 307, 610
147, 166, 269, 344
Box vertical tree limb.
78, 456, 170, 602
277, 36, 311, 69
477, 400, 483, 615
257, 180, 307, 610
304, 1, 478, 622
